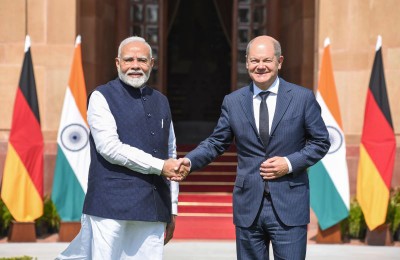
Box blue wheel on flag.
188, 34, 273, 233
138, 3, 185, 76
326, 125, 343, 154
61, 123, 89, 152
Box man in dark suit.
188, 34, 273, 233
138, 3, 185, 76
178, 36, 330, 259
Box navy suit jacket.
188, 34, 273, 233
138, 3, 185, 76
186, 78, 330, 228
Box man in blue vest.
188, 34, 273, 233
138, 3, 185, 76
57, 36, 186, 260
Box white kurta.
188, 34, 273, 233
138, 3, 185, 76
56, 214, 166, 260
56, 89, 178, 260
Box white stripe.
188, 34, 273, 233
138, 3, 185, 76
57, 88, 90, 192
316, 91, 350, 209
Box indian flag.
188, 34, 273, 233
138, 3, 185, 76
51, 35, 90, 221
309, 38, 350, 230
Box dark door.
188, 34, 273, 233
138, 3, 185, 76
167, 0, 232, 144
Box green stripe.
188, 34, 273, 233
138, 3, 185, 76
52, 145, 85, 221
308, 161, 348, 230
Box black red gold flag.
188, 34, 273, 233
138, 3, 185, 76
1, 35, 44, 221
357, 36, 396, 230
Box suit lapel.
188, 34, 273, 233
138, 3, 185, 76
270, 80, 293, 135
240, 84, 258, 136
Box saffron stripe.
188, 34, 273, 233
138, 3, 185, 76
68, 39, 88, 124
318, 44, 343, 128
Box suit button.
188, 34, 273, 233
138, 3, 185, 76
151, 131, 155, 135
147, 113, 151, 117
153, 186, 157, 190
153, 149, 157, 153
142, 97, 147, 101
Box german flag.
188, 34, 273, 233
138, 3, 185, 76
1, 36, 44, 222
357, 36, 396, 230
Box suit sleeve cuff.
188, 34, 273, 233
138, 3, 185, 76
284, 157, 293, 173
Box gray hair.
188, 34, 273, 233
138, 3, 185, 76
117, 36, 153, 58
245, 37, 282, 59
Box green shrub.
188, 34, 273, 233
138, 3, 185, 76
35, 196, 61, 234
347, 198, 367, 239
388, 187, 400, 234
342, 187, 400, 240
0, 256, 36, 260
0, 196, 61, 237
0, 199, 13, 236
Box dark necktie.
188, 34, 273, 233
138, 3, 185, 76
259, 91, 271, 148
259, 91, 271, 193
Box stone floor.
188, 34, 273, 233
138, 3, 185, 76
1, 210, 399, 259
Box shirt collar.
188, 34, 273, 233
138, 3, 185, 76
253, 77, 280, 98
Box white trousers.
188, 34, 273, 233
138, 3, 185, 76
56, 214, 166, 260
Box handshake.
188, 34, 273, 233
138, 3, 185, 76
161, 158, 191, 182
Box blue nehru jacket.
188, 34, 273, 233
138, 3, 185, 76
83, 78, 172, 223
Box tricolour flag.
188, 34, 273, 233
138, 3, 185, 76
51, 35, 90, 221
1, 35, 44, 222
357, 35, 396, 230
309, 38, 350, 230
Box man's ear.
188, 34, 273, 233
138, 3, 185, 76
150, 57, 155, 67
278, 56, 284, 70
115, 57, 120, 69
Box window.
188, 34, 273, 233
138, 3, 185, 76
233, 0, 268, 89
129, 0, 162, 90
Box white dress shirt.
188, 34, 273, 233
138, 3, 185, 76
252, 78, 293, 173
87, 90, 179, 214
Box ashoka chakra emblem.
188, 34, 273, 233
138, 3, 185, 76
61, 124, 89, 152
327, 125, 343, 154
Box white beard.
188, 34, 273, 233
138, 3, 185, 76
117, 67, 151, 88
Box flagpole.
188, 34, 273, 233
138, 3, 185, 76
25, 0, 28, 35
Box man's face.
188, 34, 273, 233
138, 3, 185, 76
246, 39, 283, 90
115, 41, 154, 88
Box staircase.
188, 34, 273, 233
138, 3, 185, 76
174, 145, 236, 239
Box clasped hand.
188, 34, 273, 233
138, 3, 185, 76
260, 156, 289, 180
162, 158, 191, 181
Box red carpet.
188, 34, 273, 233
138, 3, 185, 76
174, 216, 235, 239
174, 145, 236, 239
